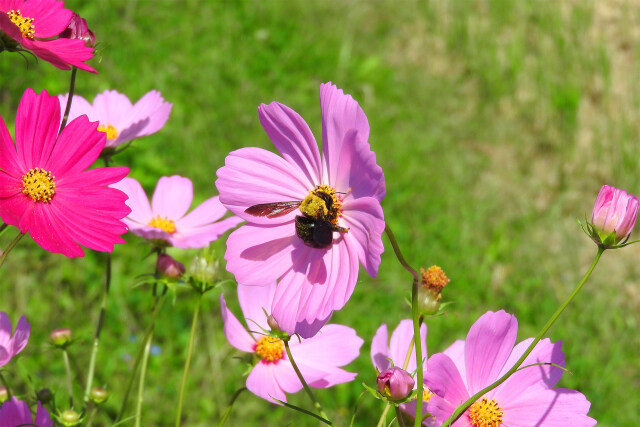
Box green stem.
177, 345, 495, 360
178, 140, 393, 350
86, 406, 97, 427
175, 294, 202, 427
218, 387, 247, 427
59, 67, 78, 133
0, 223, 9, 238
402, 338, 415, 371
84, 253, 112, 403
0, 233, 25, 269
442, 246, 605, 426
384, 226, 419, 280
283, 340, 333, 425
62, 349, 74, 408
134, 328, 154, 427
376, 404, 391, 427
0, 372, 12, 398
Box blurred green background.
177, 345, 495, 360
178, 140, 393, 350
1, 0, 640, 425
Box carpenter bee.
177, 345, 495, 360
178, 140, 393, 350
245, 189, 348, 249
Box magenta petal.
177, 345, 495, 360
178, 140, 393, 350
47, 115, 105, 175
0, 114, 23, 176
20, 0, 71, 38
258, 101, 321, 186
341, 197, 385, 277
22, 38, 96, 72
151, 175, 193, 220
503, 388, 596, 427
237, 283, 276, 331
34, 402, 53, 427
10, 315, 30, 356
371, 323, 391, 371
14, 88, 60, 168
0, 397, 35, 427
0, 312, 11, 346
289, 324, 362, 367
246, 362, 287, 404
220, 294, 255, 353
389, 319, 427, 374
0, 191, 31, 228
110, 177, 153, 225
25, 203, 84, 257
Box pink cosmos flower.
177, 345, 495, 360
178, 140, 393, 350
111, 175, 242, 248
220, 282, 363, 404
0, 0, 95, 72
216, 82, 385, 338
590, 184, 638, 246
426, 310, 597, 427
0, 89, 130, 257
0, 396, 52, 427
58, 90, 172, 150
377, 367, 415, 400
0, 312, 29, 367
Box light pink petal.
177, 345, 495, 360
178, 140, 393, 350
258, 101, 321, 186
57, 94, 94, 124
341, 196, 385, 277
289, 324, 362, 368
237, 282, 276, 332
92, 90, 133, 131
20, 0, 71, 38
176, 196, 228, 229
224, 222, 297, 286
442, 339, 466, 385
272, 360, 303, 394
151, 175, 193, 220
308, 367, 357, 388
46, 116, 105, 175
215, 147, 310, 224
34, 402, 53, 427
110, 177, 153, 224
9, 315, 30, 356
0, 313, 11, 347
465, 310, 518, 395
220, 294, 255, 353
114, 90, 172, 145
0, 347, 9, 367
169, 216, 243, 249
371, 323, 391, 371
0, 113, 23, 176
389, 319, 427, 374
14, 88, 60, 168
425, 354, 469, 420
246, 362, 287, 404
502, 388, 596, 427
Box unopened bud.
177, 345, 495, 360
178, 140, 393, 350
157, 253, 185, 279
60, 409, 81, 426
418, 265, 449, 315
36, 388, 53, 405
0, 386, 8, 403
189, 255, 219, 284
377, 367, 414, 400
589, 185, 639, 248
90, 386, 108, 404
60, 13, 96, 48
50, 328, 72, 347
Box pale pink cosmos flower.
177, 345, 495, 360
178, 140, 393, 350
0, 397, 52, 427
0, 0, 95, 72
216, 82, 385, 338
0, 89, 130, 257
590, 184, 638, 246
426, 310, 597, 427
0, 312, 29, 367
58, 89, 172, 150
111, 175, 242, 248
221, 282, 363, 404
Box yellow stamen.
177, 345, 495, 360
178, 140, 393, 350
22, 168, 55, 203
148, 215, 176, 234
468, 397, 504, 427
7, 10, 35, 39
299, 184, 342, 224
255, 336, 284, 362
420, 265, 450, 292
97, 124, 118, 140
423, 389, 433, 402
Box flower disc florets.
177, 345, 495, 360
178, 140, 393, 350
7, 10, 34, 39
22, 167, 55, 203
254, 335, 285, 363
468, 397, 503, 427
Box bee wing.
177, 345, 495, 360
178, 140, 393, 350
244, 201, 301, 218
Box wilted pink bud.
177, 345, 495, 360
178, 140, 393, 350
590, 185, 639, 247
377, 367, 414, 400
60, 13, 96, 48
157, 253, 186, 279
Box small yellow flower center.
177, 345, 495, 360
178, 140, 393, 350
468, 397, 504, 427
148, 215, 176, 234
7, 10, 35, 39
423, 389, 433, 402
254, 336, 285, 362
299, 184, 342, 224
22, 168, 55, 203
97, 124, 119, 140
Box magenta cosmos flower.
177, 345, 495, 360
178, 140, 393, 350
0, 0, 95, 72
0, 312, 29, 367
0, 89, 130, 257
58, 90, 172, 151
111, 175, 242, 248
0, 397, 52, 427
216, 82, 385, 338
426, 310, 596, 427
590, 184, 638, 247
221, 282, 363, 404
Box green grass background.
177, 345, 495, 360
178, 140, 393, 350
1, 0, 640, 425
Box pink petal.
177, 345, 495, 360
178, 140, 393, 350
220, 294, 255, 353
0, 113, 23, 177
0, 190, 31, 228
110, 177, 153, 225
14, 88, 60, 169
0, 397, 35, 427
442, 339, 466, 385
246, 362, 287, 404
272, 360, 304, 394
308, 367, 357, 388
47, 117, 106, 176
371, 323, 391, 371
34, 402, 53, 427
20, 0, 71, 38
425, 354, 469, 418
238, 283, 276, 332
23, 202, 84, 257
502, 388, 596, 426
341, 196, 385, 277
289, 324, 362, 368
57, 94, 95, 126
114, 90, 171, 145
389, 319, 427, 374
0, 313, 11, 347
10, 315, 30, 356
22, 38, 96, 72
151, 175, 193, 220
215, 147, 309, 224
92, 90, 133, 131
176, 196, 229, 229
169, 216, 243, 249
258, 101, 321, 186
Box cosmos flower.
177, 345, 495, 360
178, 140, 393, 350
589, 184, 638, 247
0, 88, 130, 257
216, 82, 385, 338
220, 282, 363, 404
111, 175, 242, 249
426, 310, 597, 427
0, 397, 52, 427
58, 89, 172, 151
0, 0, 95, 72
0, 312, 29, 367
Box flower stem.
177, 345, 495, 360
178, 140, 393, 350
0, 232, 25, 269
84, 253, 112, 403
0, 372, 12, 398
134, 327, 154, 427
384, 225, 419, 280
174, 294, 202, 427
59, 67, 78, 133
0, 223, 8, 238
442, 246, 605, 426
376, 403, 391, 427
62, 349, 74, 408
218, 387, 246, 427
283, 339, 333, 425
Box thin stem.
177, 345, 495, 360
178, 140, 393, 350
402, 338, 415, 370
376, 404, 391, 427
0, 233, 25, 269
218, 387, 246, 427
62, 349, 74, 408
442, 247, 605, 426
283, 340, 333, 425
86, 406, 97, 427
174, 294, 202, 427
384, 225, 419, 280
84, 253, 112, 403
411, 278, 423, 427
134, 328, 154, 427
396, 406, 409, 427
59, 67, 78, 133
0, 223, 8, 238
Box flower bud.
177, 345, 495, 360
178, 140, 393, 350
189, 254, 220, 284
0, 386, 8, 403
418, 265, 450, 315
157, 253, 185, 279
377, 367, 415, 400
50, 328, 72, 347
60, 409, 81, 426
590, 185, 639, 247
90, 386, 108, 404
36, 388, 54, 405
60, 13, 96, 48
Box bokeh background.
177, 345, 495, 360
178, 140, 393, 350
1, 0, 640, 425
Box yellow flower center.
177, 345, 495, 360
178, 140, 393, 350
423, 389, 433, 402
468, 397, 504, 427
299, 184, 342, 224
255, 336, 285, 362
22, 168, 55, 203
7, 10, 35, 39
420, 265, 450, 291
97, 124, 119, 140
148, 215, 176, 234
